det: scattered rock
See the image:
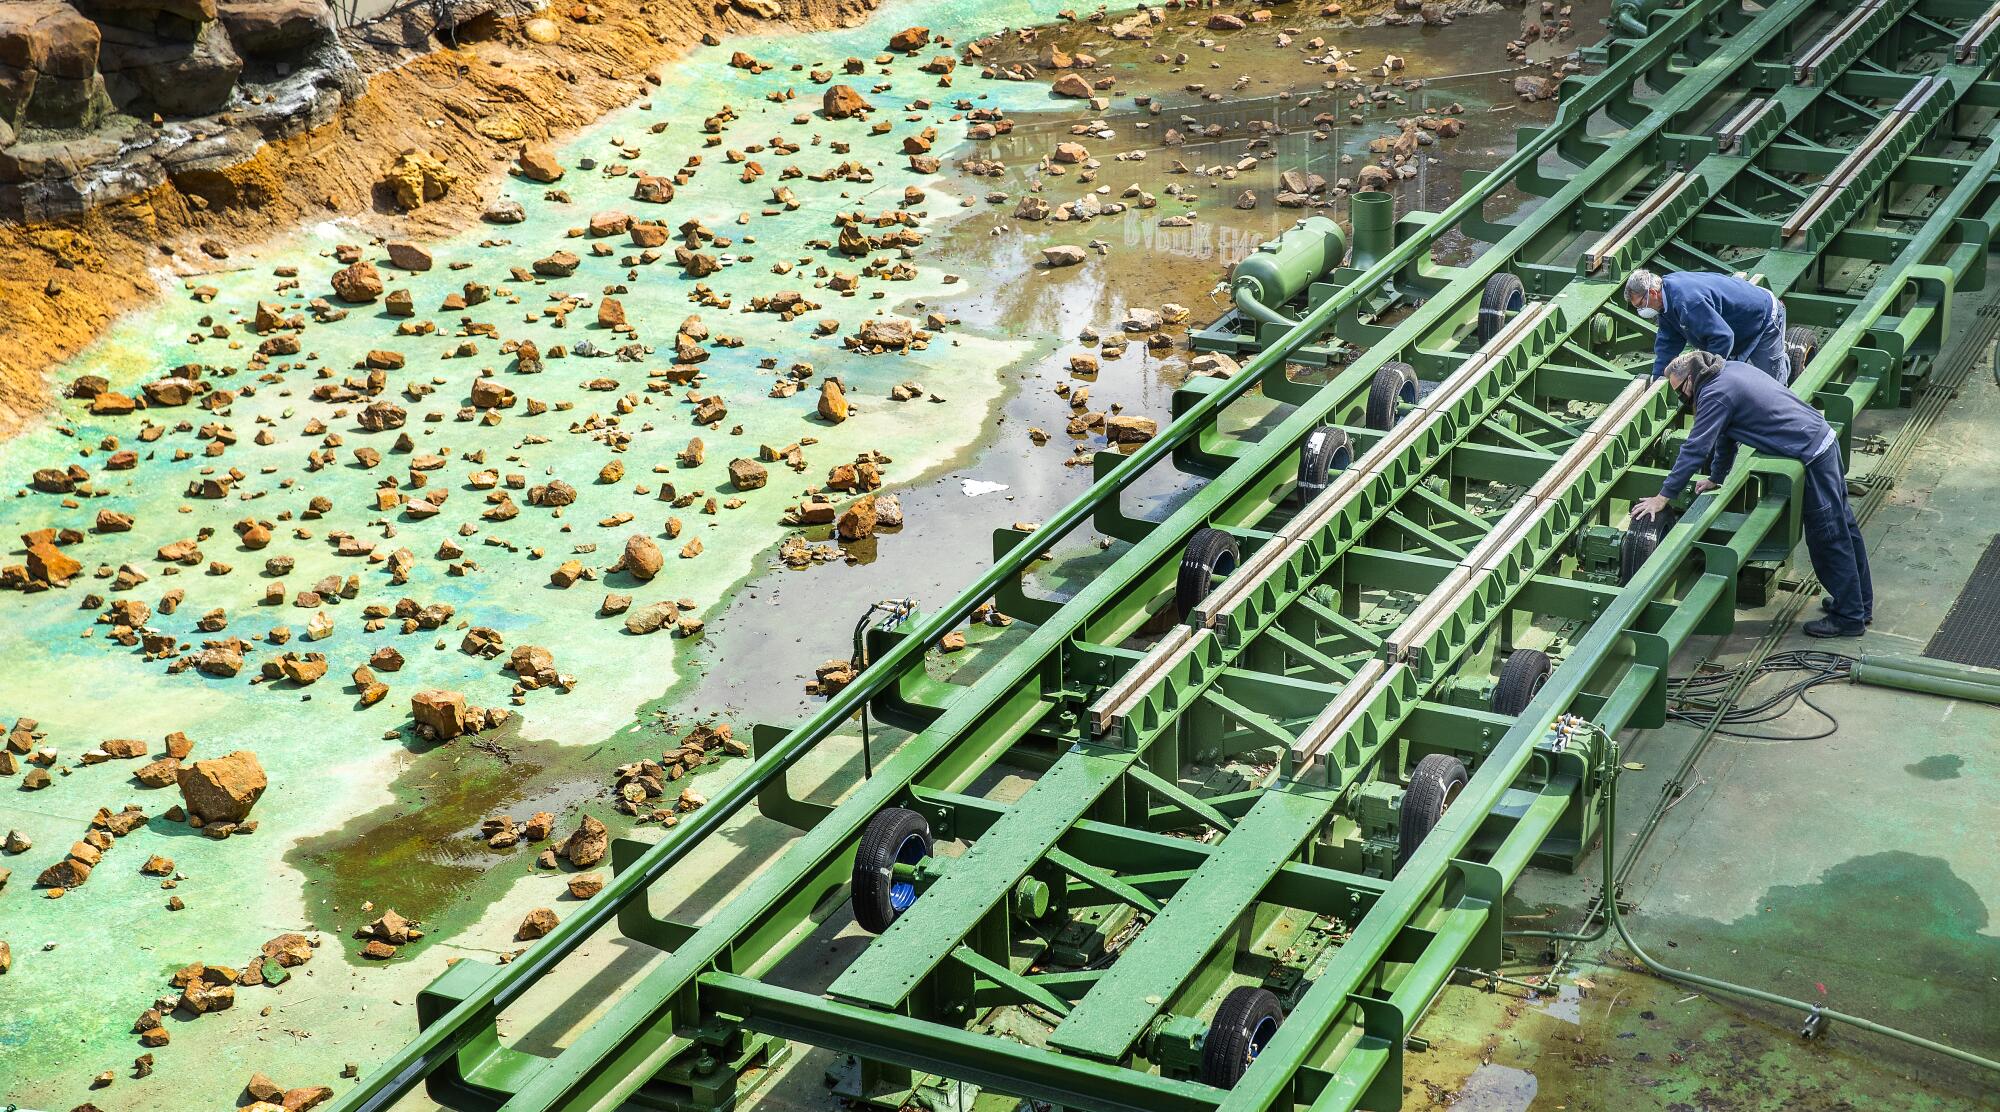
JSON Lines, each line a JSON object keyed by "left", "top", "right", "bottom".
{"left": 410, "top": 690, "right": 473, "bottom": 740}
{"left": 619, "top": 534, "right": 663, "bottom": 581}
{"left": 176, "top": 751, "right": 267, "bottom": 824}
{"left": 516, "top": 907, "right": 559, "bottom": 940}
{"left": 518, "top": 144, "right": 565, "bottom": 182}
{"left": 330, "top": 261, "right": 382, "bottom": 303}
{"left": 822, "top": 84, "right": 871, "bottom": 119}
{"left": 561, "top": 814, "right": 608, "bottom": 867}
{"left": 817, "top": 378, "right": 849, "bottom": 423}
{"left": 727, "top": 458, "right": 768, "bottom": 490}
{"left": 381, "top": 149, "right": 455, "bottom": 211}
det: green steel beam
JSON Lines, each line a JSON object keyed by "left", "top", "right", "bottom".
{"left": 700, "top": 973, "right": 1219, "bottom": 1112}
{"left": 1048, "top": 788, "right": 1339, "bottom": 1062}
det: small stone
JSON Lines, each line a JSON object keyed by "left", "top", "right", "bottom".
{"left": 516, "top": 907, "right": 559, "bottom": 940}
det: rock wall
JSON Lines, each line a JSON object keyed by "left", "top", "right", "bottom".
{"left": 0, "top": 0, "right": 880, "bottom": 434}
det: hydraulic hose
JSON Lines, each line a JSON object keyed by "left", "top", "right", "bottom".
{"left": 1232, "top": 278, "right": 1299, "bottom": 328}
{"left": 1508, "top": 744, "right": 2000, "bottom": 1075}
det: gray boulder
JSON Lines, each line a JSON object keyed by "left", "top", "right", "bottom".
{"left": 98, "top": 16, "right": 242, "bottom": 117}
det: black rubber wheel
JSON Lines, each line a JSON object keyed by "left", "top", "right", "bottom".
{"left": 1201, "top": 986, "right": 1285, "bottom": 1088}
{"left": 1396, "top": 754, "right": 1469, "bottom": 870}
{"left": 1478, "top": 272, "right": 1526, "bottom": 344}
{"left": 1176, "top": 527, "right": 1241, "bottom": 620}
{"left": 1785, "top": 325, "right": 1818, "bottom": 374}
{"left": 1618, "top": 508, "right": 1676, "bottom": 587}
{"left": 1492, "top": 648, "right": 1553, "bottom": 716}
{"left": 1296, "top": 425, "right": 1353, "bottom": 502}
{"left": 852, "top": 807, "right": 932, "bottom": 934}
{"left": 1364, "top": 362, "right": 1419, "bottom": 431}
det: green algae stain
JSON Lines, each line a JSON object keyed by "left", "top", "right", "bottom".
{"left": 1426, "top": 854, "right": 2000, "bottom": 1110}
{"left": 1646, "top": 852, "right": 1999, "bottom": 1056}
{"left": 1904, "top": 753, "right": 1964, "bottom": 780}
{"left": 286, "top": 727, "right": 572, "bottom": 931}
{"left": 1423, "top": 863, "right": 1999, "bottom": 1109}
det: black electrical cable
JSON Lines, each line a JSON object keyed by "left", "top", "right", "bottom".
{"left": 1662, "top": 650, "right": 1855, "bottom": 740}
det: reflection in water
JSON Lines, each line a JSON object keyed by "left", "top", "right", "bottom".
{"left": 1454, "top": 1063, "right": 1541, "bottom": 1111}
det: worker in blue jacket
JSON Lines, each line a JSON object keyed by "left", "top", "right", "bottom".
{"left": 1625, "top": 268, "right": 1792, "bottom": 384}
{"left": 1634, "top": 351, "right": 1872, "bottom": 637}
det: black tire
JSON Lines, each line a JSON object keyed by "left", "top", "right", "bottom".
{"left": 852, "top": 807, "right": 932, "bottom": 934}
{"left": 1296, "top": 425, "right": 1353, "bottom": 502}
{"left": 1492, "top": 648, "right": 1553, "bottom": 716}
{"left": 1478, "top": 272, "right": 1526, "bottom": 344}
{"left": 1201, "top": 986, "right": 1285, "bottom": 1088}
{"left": 1396, "top": 754, "right": 1469, "bottom": 870}
{"left": 1618, "top": 508, "right": 1675, "bottom": 586}
{"left": 1176, "top": 527, "right": 1241, "bottom": 620}
{"left": 1364, "top": 362, "right": 1419, "bottom": 431}
{"left": 1785, "top": 325, "right": 1818, "bottom": 375}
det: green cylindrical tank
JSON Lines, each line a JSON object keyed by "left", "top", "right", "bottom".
{"left": 1348, "top": 191, "right": 1395, "bottom": 273}
{"left": 1231, "top": 216, "right": 1346, "bottom": 327}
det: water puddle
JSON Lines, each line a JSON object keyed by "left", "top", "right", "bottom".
{"left": 1452, "top": 1063, "right": 1541, "bottom": 1111}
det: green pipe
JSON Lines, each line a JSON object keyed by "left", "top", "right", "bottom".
{"left": 1854, "top": 653, "right": 2000, "bottom": 686}
{"left": 1347, "top": 191, "right": 1395, "bottom": 274}
{"left": 1851, "top": 659, "right": 2000, "bottom": 705}
{"left": 1233, "top": 280, "right": 1299, "bottom": 328}
{"left": 1609, "top": 0, "right": 1667, "bottom": 35}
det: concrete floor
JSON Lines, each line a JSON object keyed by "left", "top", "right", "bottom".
{"left": 1403, "top": 282, "right": 2000, "bottom": 1109}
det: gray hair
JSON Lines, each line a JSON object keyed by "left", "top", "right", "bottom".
{"left": 1664, "top": 349, "right": 1722, "bottom": 381}
{"left": 1624, "top": 268, "right": 1662, "bottom": 301}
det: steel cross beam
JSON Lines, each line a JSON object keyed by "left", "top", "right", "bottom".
{"left": 330, "top": 0, "right": 2000, "bottom": 1109}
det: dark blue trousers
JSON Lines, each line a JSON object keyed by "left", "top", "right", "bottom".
{"left": 1744, "top": 293, "right": 1791, "bottom": 385}
{"left": 1801, "top": 446, "right": 1872, "bottom": 623}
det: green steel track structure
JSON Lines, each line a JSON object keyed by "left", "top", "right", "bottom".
{"left": 333, "top": 1, "right": 2000, "bottom": 1109}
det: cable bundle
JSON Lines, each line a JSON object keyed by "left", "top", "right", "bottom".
{"left": 1664, "top": 650, "right": 1857, "bottom": 740}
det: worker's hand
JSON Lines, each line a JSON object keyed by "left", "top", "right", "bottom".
{"left": 1633, "top": 494, "right": 1671, "bottom": 520}
{"left": 1694, "top": 479, "right": 1721, "bottom": 494}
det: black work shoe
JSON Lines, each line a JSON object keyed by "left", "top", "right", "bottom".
{"left": 1803, "top": 616, "right": 1866, "bottom": 639}
{"left": 1820, "top": 597, "right": 1873, "bottom": 624}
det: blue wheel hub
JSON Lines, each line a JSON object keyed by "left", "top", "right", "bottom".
{"left": 888, "top": 831, "right": 927, "bottom": 912}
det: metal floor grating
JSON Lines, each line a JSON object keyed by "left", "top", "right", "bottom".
{"left": 1922, "top": 534, "right": 2000, "bottom": 668}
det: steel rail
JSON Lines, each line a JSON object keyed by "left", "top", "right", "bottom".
{"left": 1046, "top": 375, "right": 1673, "bottom": 1063}
{"left": 1097, "top": 300, "right": 1561, "bottom": 737}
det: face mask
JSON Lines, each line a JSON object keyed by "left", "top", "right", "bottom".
{"left": 1637, "top": 306, "right": 1659, "bottom": 320}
